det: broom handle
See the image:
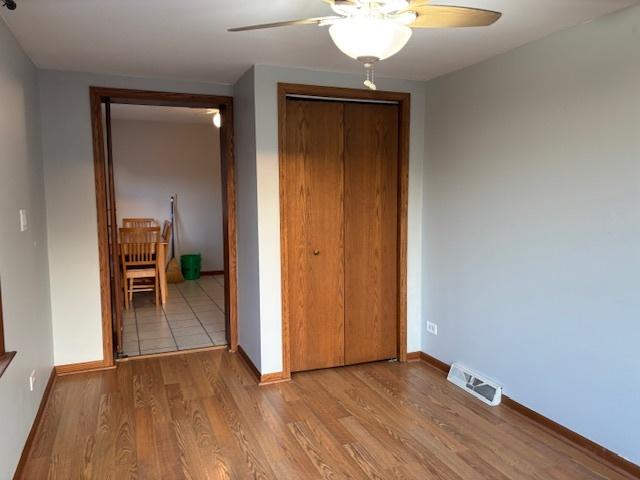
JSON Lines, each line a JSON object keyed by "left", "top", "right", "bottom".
{"left": 170, "top": 196, "right": 176, "bottom": 260}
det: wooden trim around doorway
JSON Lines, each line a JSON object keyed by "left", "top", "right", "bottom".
{"left": 89, "top": 87, "right": 238, "bottom": 370}
{"left": 277, "top": 83, "right": 410, "bottom": 379}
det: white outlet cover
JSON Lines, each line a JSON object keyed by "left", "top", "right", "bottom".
{"left": 427, "top": 321, "right": 438, "bottom": 335}
{"left": 29, "top": 370, "right": 36, "bottom": 391}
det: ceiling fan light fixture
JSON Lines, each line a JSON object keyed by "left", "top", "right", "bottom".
{"left": 378, "top": 0, "right": 410, "bottom": 14}
{"left": 328, "top": 17, "right": 412, "bottom": 62}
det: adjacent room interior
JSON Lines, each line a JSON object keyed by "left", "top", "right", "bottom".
{"left": 1, "top": 0, "right": 639, "bottom": 478}
{"left": 106, "top": 103, "right": 228, "bottom": 357}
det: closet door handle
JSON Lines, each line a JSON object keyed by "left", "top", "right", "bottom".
{"left": 313, "top": 249, "right": 320, "bottom": 256}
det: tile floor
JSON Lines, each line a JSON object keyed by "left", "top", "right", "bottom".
{"left": 121, "top": 274, "right": 226, "bottom": 357}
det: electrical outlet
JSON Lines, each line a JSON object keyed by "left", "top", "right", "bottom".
{"left": 427, "top": 321, "right": 438, "bottom": 336}
{"left": 29, "top": 370, "right": 36, "bottom": 392}
{"left": 19, "top": 209, "right": 28, "bottom": 232}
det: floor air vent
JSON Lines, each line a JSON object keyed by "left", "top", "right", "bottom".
{"left": 447, "top": 362, "right": 502, "bottom": 406}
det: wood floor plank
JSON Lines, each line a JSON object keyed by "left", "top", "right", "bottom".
{"left": 17, "top": 350, "right": 636, "bottom": 480}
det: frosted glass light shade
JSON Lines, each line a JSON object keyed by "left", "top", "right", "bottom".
{"left": 329, "top": 18, "right": 412, "bottom": 61}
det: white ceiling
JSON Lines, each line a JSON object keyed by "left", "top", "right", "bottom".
{"left": 2, "top": 0, "right": 637, "bottom": 84}
{"left": 110, "top": 104, "right": 216, "bottom": 125}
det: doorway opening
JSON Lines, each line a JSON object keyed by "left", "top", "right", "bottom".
{"left": 90, "top": 88, "right": 237, "bottom": 365}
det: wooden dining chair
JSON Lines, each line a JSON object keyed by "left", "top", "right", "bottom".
{"left": 123, "top": 217, "right": 156, "bottom": 228}
{"left": 119, "top": 227, "right": 161, "bottom": 309}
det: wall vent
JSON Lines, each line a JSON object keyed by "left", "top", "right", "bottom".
{"left": 447, "top": 362, "right": 502, "bottom": 406}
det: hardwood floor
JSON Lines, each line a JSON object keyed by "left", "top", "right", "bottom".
{"left": 19, "top": 349, "right": 633, "bottom": 479}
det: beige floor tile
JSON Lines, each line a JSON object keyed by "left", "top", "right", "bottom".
{"left": 204, "top": 324, "right": 225, "bottom": 335}
{"left": 197, "top": 310, "right": 224, "bottom": 322}
{"left": 163, "top": 305, "right": 192, "bottom": 314}
{"left": 191, "top": 304, "right": 221, "bottom": 313}
{"left": 165, "top": 312, "right": 196, "bottom": 321}
{"left": 168, "top": 318, "right": 201, "bottom": 329}
{"left": 172, "top": 325, "right": 207, "bottom": 337}
{"left": 140, "top": 337, "right": 176, "bottom": 350}
{"left": 175, "top": 334, "right": 213, "bottom": 350}
{"left": 140, "top": 346, "right": 177, "bottom": 355}
{"left": 185, "top": 298, "right": 215, "bottom": 307}
{"left": 136, "top": 315, "right": 166, "bottom": 325}
{"left": 138, "top": 324, "right": 173, "bottom": 339}
{"left": 210, "top": 333, "right": 227, "bottom": 344}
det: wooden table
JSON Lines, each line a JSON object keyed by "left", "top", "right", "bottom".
{"left": 157, "top": 240, "right": 168, "bottom": 305}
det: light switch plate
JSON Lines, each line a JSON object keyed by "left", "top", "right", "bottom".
{"left": 19, "top": 209, "right": 28, "bottom": 232}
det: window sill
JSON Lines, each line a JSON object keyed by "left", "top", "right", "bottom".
{"left": 0, "top": 351, "right": 16, "bottom": 379}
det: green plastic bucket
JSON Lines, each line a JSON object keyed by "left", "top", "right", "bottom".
{"left": 180, "top": 254, "right": 202, "bottom": 280}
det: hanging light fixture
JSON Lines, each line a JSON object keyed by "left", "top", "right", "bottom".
{"left": 328, "top": 16, "right": 412, "bottom": 90}
{"left": 229, "top": 1, "right": 502, "bottom": 91}
{"left": 325, "top": 1, "right": 415, "bottom": 90}
{"left": 207, "top": 109, "right": 222, "bottom": 128}
{"left": 328, "top": 17, "right": 412, "bottom": 63}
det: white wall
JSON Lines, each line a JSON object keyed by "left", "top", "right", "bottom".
{"left": 0, "top": 19, "right": 54, "bottom": 478}
{"left": 112, "top": 119, "right": 223, "bottom": 271}
{"left": 38, "top": 70, "right": 232, "bottom": 365}
{"left": 253, "top": 65, "right": 426, "bottom": 374}
{"left": 423, "top": 4, "right": 640, "bottom": 465}
{"left": 233, "top": 67, "right": 262, "bottom": 370}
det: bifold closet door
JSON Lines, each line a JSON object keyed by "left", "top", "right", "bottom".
{"left": 284, "top": 99, "right": 345, "bottom": 372}
{"left": 344, "top": 102, "right": 399, "bottom": 365}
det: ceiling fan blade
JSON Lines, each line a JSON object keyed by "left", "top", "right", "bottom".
{"left": 228, "top": 16, "right": 340, "bottom": 32}
{"left": 409, "top": 5, "right": 501, "bottom": 28}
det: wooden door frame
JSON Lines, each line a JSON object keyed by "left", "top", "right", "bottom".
{"left": 89, "top": 86, "right": 238, "bottom": 368}
{"left": 278, "top": 83, "right": 410, "bottom": 378}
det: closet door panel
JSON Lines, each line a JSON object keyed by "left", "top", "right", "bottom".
{"left": 284, "top": 99, "right": 345, "bottom": 372}
{"left": 344, "top": 103, "right": 399, "bottom": 365}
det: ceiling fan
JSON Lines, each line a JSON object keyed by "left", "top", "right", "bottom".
{"left": 229, "top": 0, "right": 501, "bottom": 90}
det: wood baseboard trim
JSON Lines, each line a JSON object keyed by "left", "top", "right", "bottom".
{"left": 406, "top": 351, "right": 421, "bottom": 361}
{"left": 259, "top": 371, "right": 291, "bottom": 386}
{"left": 237, "top": 345, "right": 291, "bottom": 386}
{"left": 501, "top": 396, "right": 640, "bottom": 478}
{"left": 408, "top": 351, "right": 640, "bottom": 478}
{"left": 13, "top": 367, "right": 57, "bottom": 479}
{"left": 418, "top": 351, "right": 450, "bottom": 374}
{"left": 54, "top": 359, "right": 115, "bottom": 376}
{"left": 237, "top": 345, "right": 261, "bottom": 381}
{"left": 200, "top": 270, "right": 225, "bottom": 276}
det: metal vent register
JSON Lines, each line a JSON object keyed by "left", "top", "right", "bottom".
{"left": 447, "top": 362, "right": 502, "bottom": 406}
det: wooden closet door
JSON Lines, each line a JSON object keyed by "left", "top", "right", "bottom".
{"left": 284, "top": 99, "right": 345, "bottom": 372}
{"left": 344, "top": 102, "right": 399, "bottom": 365}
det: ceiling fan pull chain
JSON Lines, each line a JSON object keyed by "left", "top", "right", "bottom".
{"left": 363, "top": 62, "right": 377, "bottom": 91}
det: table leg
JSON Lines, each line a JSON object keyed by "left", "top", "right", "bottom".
{"left": 158, "top": 242, "right": 168, "bottom": 305}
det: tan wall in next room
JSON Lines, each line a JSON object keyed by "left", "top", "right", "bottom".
{"left": 111, "top": 118, "right": 223, "bottom": 272}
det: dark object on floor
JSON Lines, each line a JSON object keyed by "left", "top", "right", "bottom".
{"left": 181, "top": 254, "right": 202, "bottom": 280}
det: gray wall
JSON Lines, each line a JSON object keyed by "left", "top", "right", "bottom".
{"left": 112, "top": 119, "right": 223, "bottom": 271}
{"left": 233, "top": 67, "right": 262, "bottom": 370}
{"left": 423, "top": 4, "right": 640, "bottom": 464}
{"left": 38, "top": 70, "right": 232, "bottom": 366}
{"left": 0, "top": 20, "right": 54, "bottom": 478}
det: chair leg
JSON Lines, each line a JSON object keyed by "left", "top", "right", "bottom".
{"left": 129, "top": 279, "right": 134, "bottom": 306}
{"left": 154, "top": 274, "right": 159, "bottom": 306}
{"left": 124, "top": 277, "right": 130, "bottom": 310}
